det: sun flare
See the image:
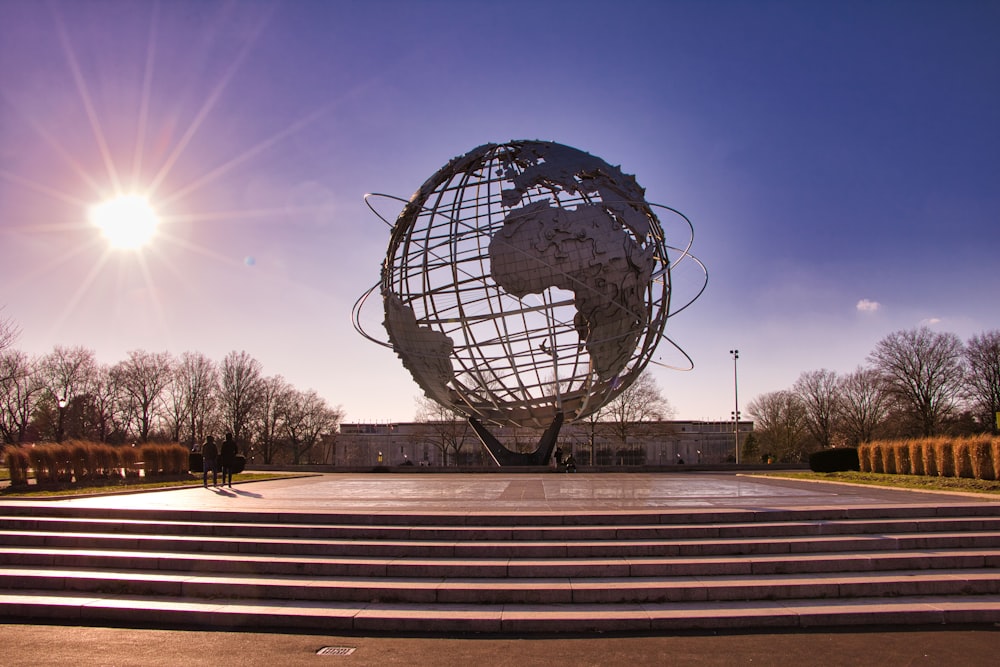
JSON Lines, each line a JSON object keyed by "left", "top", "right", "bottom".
{"left": 89, "top": 194, "right": 159, "bottom": 250}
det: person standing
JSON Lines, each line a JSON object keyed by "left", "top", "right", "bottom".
{"left": 202, "top": 435, "right": 219, "bottom": 487}
{"left": 220, "top": 432, "right": 238, "bottom": 488}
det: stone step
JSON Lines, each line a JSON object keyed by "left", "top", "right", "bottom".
{"left": 3, "top": 528, "right": 999, "bottom": 559}
{"left": 3, "top": 503, "right": 998, "bottom": 634}
{"left": 2, "top": 503, "right": 998, "bottom": 526}
{"left": 0, "top": 590, "right": 997, "bottom": 633}
{"left": 5, "top": 514, "right": 1000, "bottom": 540}
{"left": 1, "top": 546, "right": 996, "bottom": 579}
{"left": 1, "top": 566, "right": 998, "bottom": 604}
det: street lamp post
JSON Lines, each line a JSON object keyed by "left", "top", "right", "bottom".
{"left": 56, "top": 396, "right": 67, "bottom": 443}
{"left": 729, "top": 350, "right": 740, "bottom": 464}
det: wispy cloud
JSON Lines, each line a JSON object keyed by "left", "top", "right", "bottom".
{"left": 920, "top": 317, "right": 943, "bottom": 326}
{"left": 856, "top": 299, "right": 881, "bottom": 313}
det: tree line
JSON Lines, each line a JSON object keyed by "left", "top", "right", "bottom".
{"left": 0, "top": 312, "right": 343, "bottom": 464}
{"left": 746, "top": 327, "right": 1000, "bottom": 463}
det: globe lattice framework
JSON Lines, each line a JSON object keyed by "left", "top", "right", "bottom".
{"left": 354, "top": 140, "right": 705, "bottom": 465}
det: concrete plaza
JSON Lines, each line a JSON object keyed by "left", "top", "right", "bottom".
{"left": 22, "top": 470, "right": 1000, "bottom": 515}
{"left": 4, "top": 472, "right": 1000, "bottom": 665}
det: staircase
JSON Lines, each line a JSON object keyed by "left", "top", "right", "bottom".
{"left": 1, "top": 503, "right": 999, "bottom": 634}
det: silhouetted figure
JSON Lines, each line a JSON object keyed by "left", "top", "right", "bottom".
{"left": 564, "top": 453, "right": 576, "bottom": 473}
{"left": 220, "top": 432, "right": 238, "bottom": 488}
{"left": 202, "top": 435, "right": 219, "bottom": 487}
{"left": 554, "top": 446, "right": 564, "bottom": 465}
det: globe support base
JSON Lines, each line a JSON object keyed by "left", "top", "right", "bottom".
{"left": 470, "top": 412, "right": 564, "bottom": 467}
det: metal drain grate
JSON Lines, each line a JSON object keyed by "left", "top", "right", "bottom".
{"left": 316, "top": 646, "right": 357, "bottom": 656}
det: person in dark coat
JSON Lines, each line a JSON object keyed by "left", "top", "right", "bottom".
{"left": 220, "top": 432, "right": 238, "bottom": 488}
{"left": 202, "top": 435, "right": 219, "bottom": 487}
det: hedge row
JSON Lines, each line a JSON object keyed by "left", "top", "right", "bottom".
{"left": 809, "top": 447, "right": 860, "bottom": 473}
{"left": 858, "top": 436, "right": 1000, "bottom": 480}
{"left": 3, "top": 440, "right": 191, "bottom": 486}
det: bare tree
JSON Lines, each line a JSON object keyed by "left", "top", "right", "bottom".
{"left": 0, "top": 351, "right": 42, "bottom": 443}
{"left": 793, "top": 369, "right": 840, "bottom": 448}
{"left": 220, "top": 351, "right": 263, "bottom": 448}
{"left": 601, "top": 371, "right": 673, "bottom": 449}
{"left": 414, "top": 395, "right": 471, "bottom": 466}
{"left": 251, "top": 375, "right": 293, "bottom": 464}
{"left": 112, "top": 350, "right": 173, "bottom": 442}
{"left": 87, "top": 364, "right": 121, "bottom": 443}
{"left": 579, "top": 408, "right": 614, "bottom": 466}
{"left": 39, "top": 346, "right": 98, "bottom": 441}
{"left": 868, "top": 328, "right": 965, "bottom": 436}
{"left": 836, "top": 366, "right": 892, "bottom": 445}
{"left": 278, "top": 388, "right": 343, "bottom": 464}
{"left": 746, "top": 390, "right": 809, "bottom": 462}
{"left": 0, "top": 308, "right": 19, "bottom": 359}
{"left": 965, "top": 331, "right": 1000, "bottom": 433}
{"left": 161, "top": 372, "right": 189, "bottom": 443}
{"left": 175, "top": 352, "right": 219, "bottom": 447}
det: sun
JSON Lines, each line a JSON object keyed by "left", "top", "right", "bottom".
{"left": 89, "top": 194, "right": 160, "bottom": 250}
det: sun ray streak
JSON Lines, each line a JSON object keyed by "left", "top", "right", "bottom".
{"left": 158, "top": 233, "right": 247, "bottom": 266}
{"left": 51, "top": 6, "right": 121, "bottom": 194}
{"left": 0, "top": 93, "right": 106, "bottom": 196}
{"left": 136, "top": 252, "right": 170, "bottom": 340}
{"left": 147, "top": 7, "right": 275, "bottom": 199}
{"left": 130, "top": 1, "right": 160, "bottom": 192}
{"left": 0, "top": 170, "right": 90, "bottom": 208}
{"left": 45, "top": 247, "right": 114, "bottom": 338}
{"left": 159, "top": 103, "right": 336, "bottom": 208}
{"left": 164, "top": 204, "right": 336, "bottom": 225}
{"left": 4, "top": 236, "right": 102, "bottom": 297}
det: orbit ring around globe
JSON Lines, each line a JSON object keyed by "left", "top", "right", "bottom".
{"left": 352, "top": 140, "right": 707, "bottom": 450}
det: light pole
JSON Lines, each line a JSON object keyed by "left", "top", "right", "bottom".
{"left": 729, "top": 350, "right": 740, "bottom": 464}
{"left": 56, "top": 396, "right": 67, "bottom": 443}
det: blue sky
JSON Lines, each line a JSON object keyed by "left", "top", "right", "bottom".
{"left": 1, "top": 0, "right": 998, "bottom": 423}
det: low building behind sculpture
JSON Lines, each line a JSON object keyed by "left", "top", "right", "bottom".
{"left": 334, "top": 420, "right": 753, "bottom": 467}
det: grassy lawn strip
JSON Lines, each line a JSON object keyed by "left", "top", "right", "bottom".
{"left": 0, "top": 472, "right": 310, "bottom": 498}
{"left": 758, "top": 471, "right": 1000, "bottom": 495}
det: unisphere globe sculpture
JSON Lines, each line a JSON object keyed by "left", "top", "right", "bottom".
{"left": 354, "top": 140, "right": 705, "bottom": 465}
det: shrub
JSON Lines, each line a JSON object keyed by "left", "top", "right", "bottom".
{"left": 908, "top": 440, "right": 925, "bottom": 476}
{"left": 965, "top": 435, "right": 993, "bottom": 481}
{"left": 857, "top": 444, "right": 868, "bottom": 472}
{"left": 67, "top": 441, "right": 87, "bottom": 482}
{"left": 167, "top": 444, "right": 188, "bottom": 474}
{"left": 953, "top": 439, "right": 976, "bottom": 479}
{"left": 992, "top": 439, "right": 1000, "bottom": 483}
{"left": 809, "top": 448, "right": 860, "bottom": 472}
{"left": 137, "top": 443, "right": 189, "bottom": 476}
{"left": 858, "top": 443, "right": 876, "bottom": 473}
{"left": 922, "top": 441, "right": 937, "bottom": 477}
{"left": 53, "top": 443, "right": 74, "bottom": 483}
{"left": 878, "top": 442, "right": 896, "bottom": 474}
{"left": 118, "top": 445, "right": 139, "bottom": 477}
{"left": 90, "top": 444, "right": 113, "bottom": 478}
{"left": 4, "top": 446, "right": 30, "bottom": 486}
{"left": 869, "top": 443, "right": 884, "bottom": 473}
{"left": 933, "top": 439, "right": 955, "bottom": 478}
{"left": 140, "top": 445, "right": 161, "bottom": 476}
{"left": 893, "top": 443, "right": 911, "bottom": 475}
{"left": 28, "top": 446, "right": 52, "bottom": 484}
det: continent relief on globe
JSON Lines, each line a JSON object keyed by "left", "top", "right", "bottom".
{"left": 383, "top": 294, "right": 456, "bottom": 408}
{"left": 488, "top": 200, "right": 655, "bottom": 380}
